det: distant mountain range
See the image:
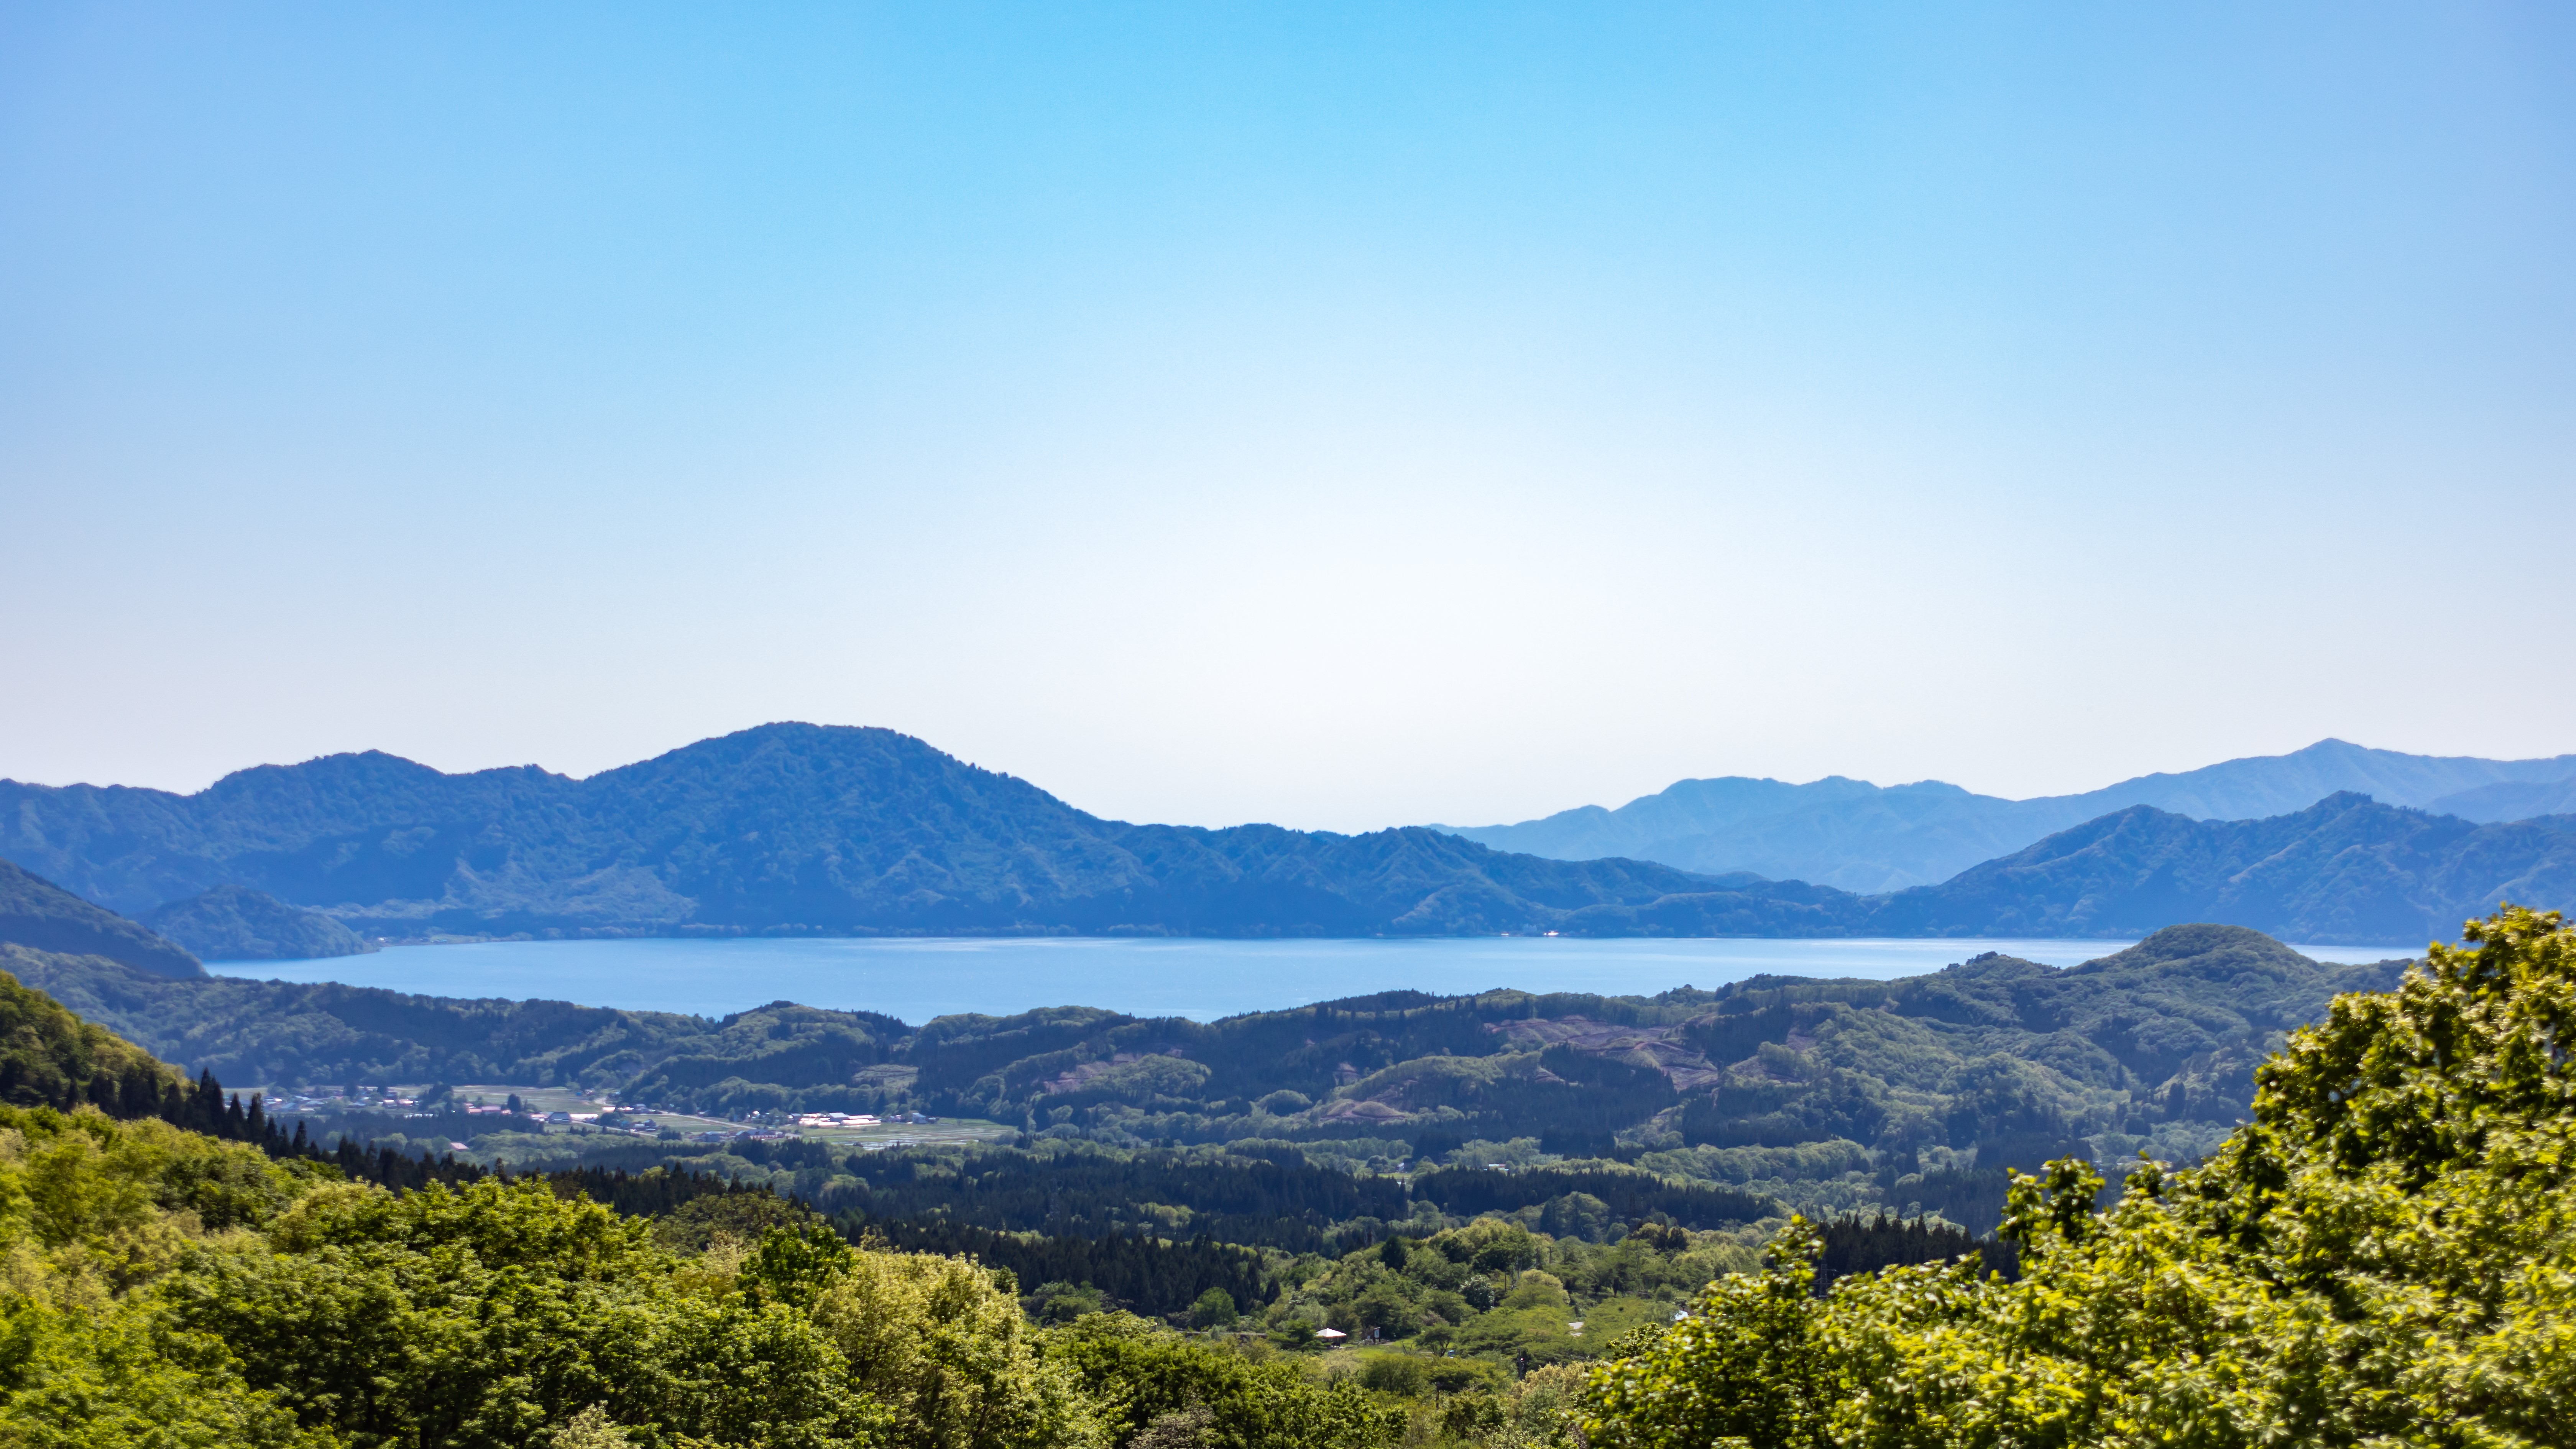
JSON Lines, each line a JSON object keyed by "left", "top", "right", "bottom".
{"left": 1432, "top": 738, "right": 2576, "bottom": 892}
{"left": 0, "top": 726, "right": 2569, "bottom": 949}
{"left": 0, "top": 725, "right": 1724, "bottom": 942}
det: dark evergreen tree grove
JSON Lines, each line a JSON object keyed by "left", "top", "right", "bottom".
{"left": 1410, "top": 1165, "right": 1771, "bottom": 1229}
{"left": 1815, "top": 1209, "right": 2013, "bottom": 1286}
{"left": 844, "top": 1215, "right": 1275, "bottom": 1320}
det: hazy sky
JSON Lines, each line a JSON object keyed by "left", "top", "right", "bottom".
{"left": 4, "top": 3, "right": 2571, "bottom": 832}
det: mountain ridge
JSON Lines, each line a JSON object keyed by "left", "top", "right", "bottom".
{"left": 1863, "top": 793, "right": 2576, "bottom": 942}
{"left": 3, "top": 726, "right": 2568, "bottom": 946}
{"left": 0, "top": 725, "right": 1724, "bottom": 940}
{"left": 1435, "top": 738, "right": 2576, "bottom": 891}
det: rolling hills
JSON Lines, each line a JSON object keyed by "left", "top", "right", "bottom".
{"left": 0, "top": 951, "right": 180, "bottom": 1114}
{"left": 2, "top": 923, "right": 2414, "bottom": 1231}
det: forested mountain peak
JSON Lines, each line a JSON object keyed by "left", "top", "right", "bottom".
{"left": 2072, "top": 921, "right": 2315, "bottom": 974}
{"left": 588, "top": 721, "right": 1089, "bottom": 821}
{"left": 2075, "top": 738, "right": 2576, "bottom": 820}
{"left": 188, "top": 749, "right": 580, "bottom": 853}
{"left": 199, "top": 745, "right": 565, "bottom": 802}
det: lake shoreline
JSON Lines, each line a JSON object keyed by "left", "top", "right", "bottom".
{"left": 205, "top": 931, "right": 2427, "bottom": 1025}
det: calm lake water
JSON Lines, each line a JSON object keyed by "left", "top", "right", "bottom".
{"left": 204, "top": 933, "right": 2423, "bottom": 1025}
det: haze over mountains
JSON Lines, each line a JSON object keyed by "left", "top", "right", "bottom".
{"left": 1434, "top": 738, "right": 2576, "bottom": 892}
{"left": 1, "top": 724, "right": 2570, "bottom": 950}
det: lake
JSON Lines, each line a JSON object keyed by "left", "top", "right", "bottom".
{"left": 203, "top": 933, "right": 2423, "bottom": 1024}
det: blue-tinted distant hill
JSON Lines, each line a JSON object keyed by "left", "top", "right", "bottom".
{"left": 141, "top": 884, "right": 377, "bottom": 962}
{"left": 1433, "top": 738, "right": 2576, "bottom": 891}
{"left": 1540, "top": 793, "right": 2572, "bottom": 946}
{"left": 2425, "top": 775, "right": 2576, "bottom": 822}
{"left": 3, "top": 727, "right": 2567, "bottom": 945}
{"left": 1859, "top": 793, "right": 2576, "bottom": 944}
{"left": 0, "top": 724, "right": 1737, "bottom": 940}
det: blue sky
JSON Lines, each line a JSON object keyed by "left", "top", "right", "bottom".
{"left": 3, "top": 3, "right": 2570, "bottom": 831}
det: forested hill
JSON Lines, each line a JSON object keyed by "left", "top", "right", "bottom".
{"left": 11, "top": 924, "right": 2412, "bottom": 1230}
{"left": 139, "top": 883, "right": 376, "bottom": 961}
{"left": 0, "top": 955, "right": 179, "bottom": 1113}
{"left": 0, "top": 857, "right": 202, "bottom": 978}
{"left": 1538, "top": 793, "right": 2571, "bottom": 945}
{"left": 5, "top": 723, "right": 2569, "bottom": 943}
{"left": 1436, "top": 738, "right": 2576, "bottom": 892}
{"left": 1864, "top": 791, "right": 2576, "bottom": 943}
{"left": 0, "top": 724, "right": 1722, "bottom": 938}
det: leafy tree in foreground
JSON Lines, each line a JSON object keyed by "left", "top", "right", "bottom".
{"left": 0, "top": 1090, "right": 1419, "bottom": 1447}
{"left": 1040, "top": 1313, "right": 1405, "bottom": 1449}
{"left": 1584, "top": 904, "right": 2576, "bottom": 1449}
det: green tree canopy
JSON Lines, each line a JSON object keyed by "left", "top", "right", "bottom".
{"left": 1584, "top": 904, "right": 2576, "bottom": 1449}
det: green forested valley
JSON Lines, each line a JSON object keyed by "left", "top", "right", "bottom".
{"left": 2, "top": 909, "right": 2572, "bottom": 1444}
{"left": 10, "top": 922, "right": 2410, "bottom": 1235}
{"left": 11, "top": 2, "right": 2565, "bottom": 1440}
